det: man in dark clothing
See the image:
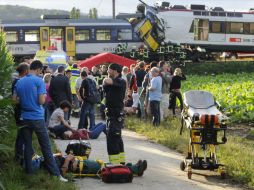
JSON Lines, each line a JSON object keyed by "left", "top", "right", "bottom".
{"left": 78, "top": 71, "right": 96, "bottom": 130}
{"left": 135, "top": 61, "right": 147, "bottom": 118}
{"left": 49, "top": 66, "right": 72, "bottom": 110}
{"left": 12, "top": 63, "right": 29, "bottom": 162}
{"left": 169, "top": 68, "right": 186, "bottom": 115}
{"left": 103, "top": 63, "right": 126, "bottom": 164}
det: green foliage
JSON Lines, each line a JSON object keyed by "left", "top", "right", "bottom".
{"left": 70, "top": 7, "right": 81, "bottom": 19}
{"left": 0, "top": 5, "right": 71, "bottom": 20}
{"left": 0, "top": 32, "right": 13, "bottom": 152}
{"left": 182, "top": 73, "right": 254, "bottom": 123}
{"left": 126, "top": 117, "right": 254, "bottom": 189}
{"left": 88, "top": 8, "right": 98, "bottom": 19}
{"left": 182, "top": 61, "right": 254, "bottom": 75}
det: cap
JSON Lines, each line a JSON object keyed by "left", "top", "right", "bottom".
{"left": 108, "top": 63, "right": 122, "bottom": 73}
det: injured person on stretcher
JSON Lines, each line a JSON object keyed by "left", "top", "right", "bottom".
{"left": 31, "top": 153, "right": 147, "bottom": 178}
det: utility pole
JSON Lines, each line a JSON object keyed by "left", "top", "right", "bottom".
{"left": 112, "top": 0, "right": 115, "bottom": 19}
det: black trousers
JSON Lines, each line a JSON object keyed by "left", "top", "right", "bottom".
{"left": 150, "top": 100, "right": 160, "bottom": 126}
{"left": 170, "top": 91, "right": 183, "bottom": 115}
{"left": 106, "top": 109, "right": 124, "bottom": 156}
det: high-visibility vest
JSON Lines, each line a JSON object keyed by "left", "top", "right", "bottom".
{"left": 70, "top": 68, "right": 80, "bottom": 94}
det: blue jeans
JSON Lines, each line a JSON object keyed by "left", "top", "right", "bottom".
{"left": 78, "top": 101, "right": 95, "bottom": 130}
{"left": 20, "top": 120, "right": 60, "bottom": 176}
{"left": 49, "top": 124, "right": 68, "bottom": 138}
{"left": 150, "top": 100, "right": 161, "bottom": 126}
{"left": 89, "top": 122, "right": 106, "bottom": 139}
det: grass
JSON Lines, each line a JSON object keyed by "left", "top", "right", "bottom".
{"left": 0, "top": 122, "right": 76, "bottom": 190}
{"left": 126, "top": 117, "right": 254, "bottom": 189}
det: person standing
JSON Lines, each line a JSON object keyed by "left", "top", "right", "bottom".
{"left": 148, "top": 67, "right": 162, "bottom": 126}
{"left": 69, "top": 64, "right": 80, "bottom": 117}
{"left": 49, "top": 65, "right": 72, "bottom": 119}
{"left": 169, "top": 68, "right": 186, "bottom": 116}
{"left": 135, "top": 61, "right": 147, "bottom": 118}
{"left": 12, "top": 63, "right": 29, "bottom": 163}
{"left": 103, "top": 63, "right": 126, "bottom": 164}
{"left": 160, "top": 61, "right": 172, "bottom": 121}
{"left": 78, "top": 71, "right": 96, "bottom": 130}
{"left": 13, "top": 60, "right": 67, "bottom": 181}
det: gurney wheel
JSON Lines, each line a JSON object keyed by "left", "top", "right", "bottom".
{"left": 180, "top": 161, "right": 185, "bottom": 171}
{"left": 187, "top": 171, "right": 192, "bottom": 179}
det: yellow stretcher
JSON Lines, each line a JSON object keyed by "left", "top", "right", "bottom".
{"left": 180, "top": 90, "right": 229, "bottom": 179}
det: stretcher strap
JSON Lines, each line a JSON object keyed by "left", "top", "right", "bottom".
{"left": 76, "top": 156, "right": 84, "bottom": 176}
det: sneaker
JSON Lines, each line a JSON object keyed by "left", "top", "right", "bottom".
{"left": 136, "top": 160, "right": 144, "bottom": 176}
{"left": 142, "top": 160, "right": 147, "bottom": 172}
{"left": 59, "top": 175, "right": 68, "bottom": 182}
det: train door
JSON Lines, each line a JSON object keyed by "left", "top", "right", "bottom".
{"left": 194, "top": 19, "right": 209, "bottom": 41}
{"left": 50, "top": 28, "right": 64, "bottom": 50}
{"left": 40, "top": 27, "right": 50, "bottom": 50}
{"left": 65, "top": 27, "right": 76, "bottom": 57}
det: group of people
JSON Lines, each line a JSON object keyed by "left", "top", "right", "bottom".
{"left": 122, "top": 60, "right": 186, "bottom": 126}
{"left": 12, "top": 58, "right": 148, "bottom": 182}
{"left": 11, "top": 56, "right": 185, "bottom": 182}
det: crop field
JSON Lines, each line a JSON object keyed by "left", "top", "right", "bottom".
{"left": 181, "top": 73, "right": 254, "bottom": 123}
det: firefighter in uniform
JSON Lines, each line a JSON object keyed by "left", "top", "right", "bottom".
{"left": 70, "top": 64, "right": 80, "bottom": 117}
{"left": 103, "top": 63, "right": 126, "bottom": 164}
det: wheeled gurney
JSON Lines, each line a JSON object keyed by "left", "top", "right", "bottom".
{"left": 180, "top": 90, "right": 228, "bottom": 179}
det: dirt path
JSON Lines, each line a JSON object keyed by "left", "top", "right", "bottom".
{"left": 55, "top": 118, "right": 243, "bottom": 190}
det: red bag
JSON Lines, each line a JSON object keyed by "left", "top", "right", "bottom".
{"left": 101, "top": 165, "right": 133, "bottom": 183}
{"left": 69, "top": 129, "right": 89, "bottom": 140}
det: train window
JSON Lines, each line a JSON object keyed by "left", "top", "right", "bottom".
{"left": 25, "top": 30, "right": 39, "bottom": 42}
{"left": 42, "top": 29, "right": 48, "bottom": 42}
{"left": 211, "top": 22, "right": 221, "bottom": 33}
{"left": 96, "top": 29, "right": 111, "bottom": 41}
{"left": 117, "top": 29, "right": 132, "bottom": 40}
{"left": 67, "top": 29, "right": 74, "bottom": 41}
{"left": 5, "top": 31, "right": 18, "bottom": 42}
{"left": 244, "top": 23, "right": 250, "bottom": 34}
{"left": 230, "top": 22, "right": 243, "bottom": 33}
{"left": 250, "top": 23, "right": 254, "bottom": 34}
{"left": 75, "top": 30, "right": 90, "bottom": 41}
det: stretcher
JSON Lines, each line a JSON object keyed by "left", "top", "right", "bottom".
{"left": 180, "top": 90, "right": 228, "bottom": 179}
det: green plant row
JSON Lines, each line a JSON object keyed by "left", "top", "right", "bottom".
{"left": 126, "top": 117, "right": 254, "bottom": 189}
{"left": 181, "top": 73, "right": 254, "bottom": 123}
{"left": 181, "top": 61, "right": 254, "bottom": 75}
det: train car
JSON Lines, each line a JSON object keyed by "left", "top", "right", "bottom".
{"left": 0, "top": 15, "right": 143, "bottom": 60}
{"left": 155, "top": 3, "right": 254, "bottom": 53}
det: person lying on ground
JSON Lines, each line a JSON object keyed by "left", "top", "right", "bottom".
{"left": 48, "top": 100, "right": 75, "bottom": 138}
{"left": 62, "top": 122, "right": 107, "bottom": 140}
{"left": 32, "top": 153, "right": 147, "bottom": 177}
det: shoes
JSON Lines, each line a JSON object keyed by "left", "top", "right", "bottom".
{"left": 142, "top": 160, "right": 147, "bottom": 172}
{"left": 136, "top": 160, "right": 144, "bottom": 176}
{"left": 59, "top": 175, "right": 68, "bottom": 182}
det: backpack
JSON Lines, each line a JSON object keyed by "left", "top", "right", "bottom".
{"left": 101, "top": 164, "right": 133, "bottom": 183}
{"left": 86, "top": 78, "right": 101, "bottom": 104}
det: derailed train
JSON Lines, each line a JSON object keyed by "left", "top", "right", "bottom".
{"left": 1, "top": 1, "right": 254, "bottom": 61}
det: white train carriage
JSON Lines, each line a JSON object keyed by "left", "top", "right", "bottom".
{"left": 156, "top": 4, "right": 254, "bottom": 52}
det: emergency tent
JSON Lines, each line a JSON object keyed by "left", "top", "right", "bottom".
{"left": 78, "top": 52, "right": 136, "bottom": 69}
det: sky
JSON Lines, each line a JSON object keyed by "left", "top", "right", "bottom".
{"left": 0, "top": 0, "right": 253, "bottom": 16}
